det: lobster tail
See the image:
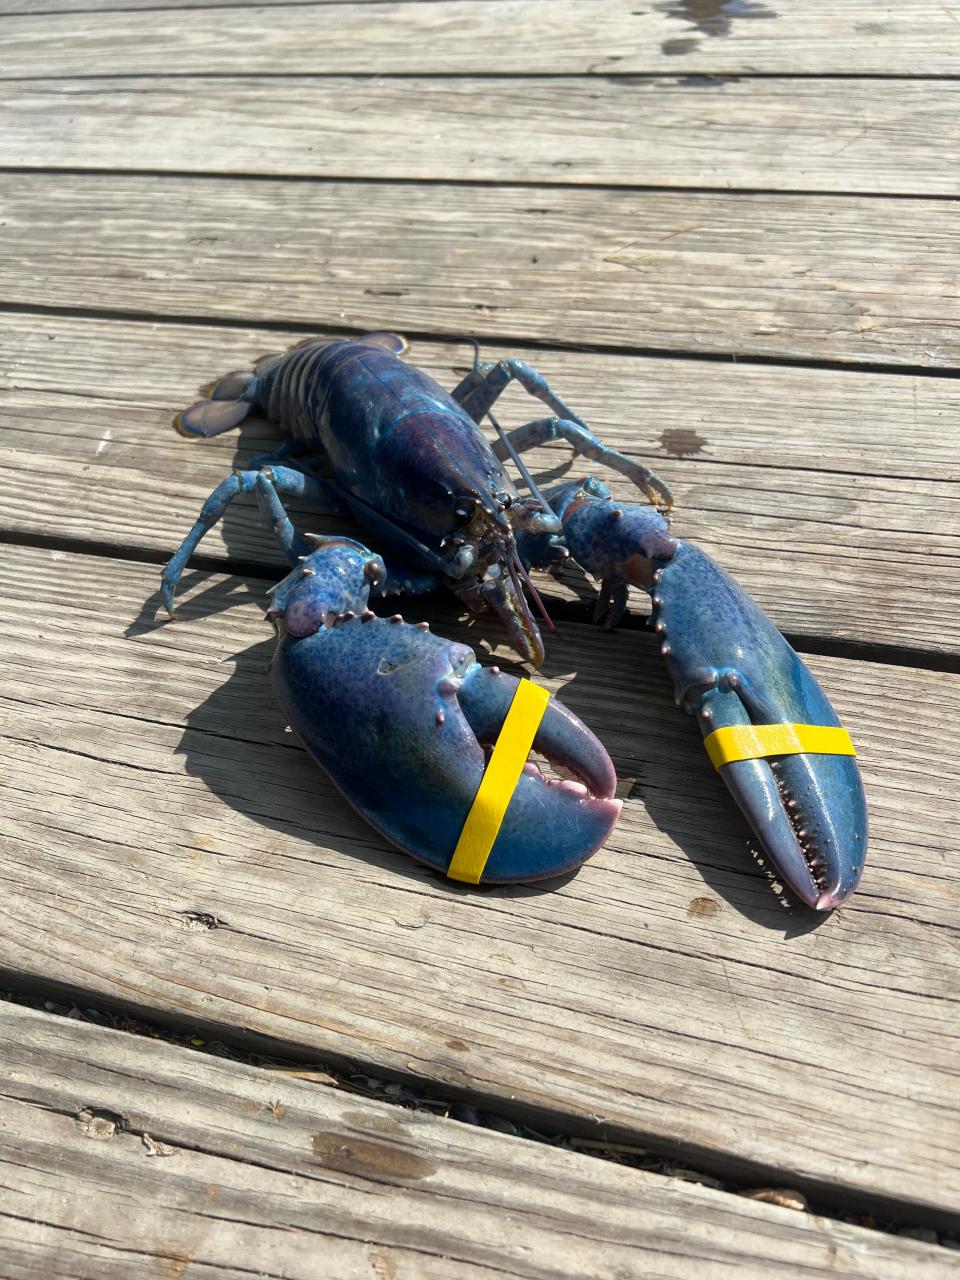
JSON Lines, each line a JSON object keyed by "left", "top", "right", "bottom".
{"left": 173, "top": 369, "right": 258, "bottom": 438}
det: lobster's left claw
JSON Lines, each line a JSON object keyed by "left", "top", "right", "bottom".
{"left": 270, "top": 607, "right": 620, "bottom": 882}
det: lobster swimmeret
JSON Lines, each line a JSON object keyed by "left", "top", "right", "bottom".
{"left": 161, "top": 332, "right": 867, "bottom": 908}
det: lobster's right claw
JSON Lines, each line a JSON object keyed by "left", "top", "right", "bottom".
{"left": 269, "top": 562, "right": 620, "bottom": 881}
{"left": 538, "top": 480, "right": 868, "bottom": 910}
{"left": 655, "top": 542, "right": 869, "bottom": 910}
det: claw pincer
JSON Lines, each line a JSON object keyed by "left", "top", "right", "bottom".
{"left": 267, "top": 539, "right": 620, "bottom": 882}
{"left": 528, "top": 480, "right": 868, "bottom": 909}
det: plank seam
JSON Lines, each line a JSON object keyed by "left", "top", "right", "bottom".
{"left": 6, "top": 68, "right": 960, "bottom": 83}
{"left": 3, "top": 301, "right": 960, "bottom": 382}
{"left": 2, "top": 986, "right": 957, "bottom": 1241}
{"left": 1, "top": 527, "right": 956, "bottom": 672}
{"left": 2, "top": 161, "right": 960, "bottom": 203}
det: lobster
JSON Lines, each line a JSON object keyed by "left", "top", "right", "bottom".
{"left": 161, "top": 332, "right": 867, "bottom": 908}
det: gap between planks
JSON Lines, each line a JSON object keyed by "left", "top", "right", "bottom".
{"left": 1, "top": 543, "right": 958, "bottom": 1227}
{"left": 2, "top": 1000, "right": 954, "bottom": 1279}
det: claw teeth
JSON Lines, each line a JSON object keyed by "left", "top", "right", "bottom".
{"left": 390, "top": 614, "right": 403, "bottom": 623}
{"left": 362, "top": 610, "right": 375, "bottom": 621}
{"left": 438, "top": 677, "right": 461, "bottom": 697}
{"left": 436, "top": 710, "right": 445, "bottom": 725}
{"left": 416, "top": 620, "right": 430, "bottom": 631}
{"left": 661, "top": 642, "right": 671, "bottom": 655}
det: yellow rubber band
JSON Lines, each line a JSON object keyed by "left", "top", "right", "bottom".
{"left": 704, "top": 723, "right": 856, "bottom": 770}
{"left": 447, "top": 678, "right": 550, "bottom": 884}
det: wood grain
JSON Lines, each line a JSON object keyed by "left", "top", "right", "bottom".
{"left": 2, "top": 312, "right": 957, "bottom": 654}
{"left": 3, "top": 1, "right": 960, "bottom": 75}
{"left": 4, "top": 173, "right": 960, "bottom": 371}
{"left": 1, "top": 543, "right": 958, "bottom": 1220}
{"left": 4, "top": 1003, "right": 952, "bottom": 1280}
{"left": 5, "top": 76, "right": 960, "bottom": 196}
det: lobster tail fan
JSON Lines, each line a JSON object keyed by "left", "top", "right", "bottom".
{"left": 357, "top": 331, "right": 409, "bottom": 356}
{"left": 173, "top": 397, "right": 253, "bottom": 438}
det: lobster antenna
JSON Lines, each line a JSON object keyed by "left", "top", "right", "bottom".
{"left": 469, "top": 335, "right": 556, "bottom": 523}
{"left": 487, "top": 408, "right": 556, "bottom": 523}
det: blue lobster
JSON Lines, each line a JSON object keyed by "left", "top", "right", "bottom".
{"left": 161, "top": 332, "right": 867, "bottom": 908}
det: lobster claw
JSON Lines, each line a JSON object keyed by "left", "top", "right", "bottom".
{"left": 653, "top": 543, "right": 868, "bottom": 910}
{"left": 268, "top": 543, "right": 620, "bottom": 882}
{"left": 534, "top": 480, "right": 868, "bottom": 910}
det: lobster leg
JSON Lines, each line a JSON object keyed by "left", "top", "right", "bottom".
{"left": 451, "top": 360, "right": 672, "bottom": 510}
{"left": 492, "top": 417, "right": 672, "bottom": 511}
{"left": 160, "top": 464, "right": 336, "bottom": 612}
{"left": 529, "top": 478, "right": 867, "bottom": 910}
{"left": 451, "top": 357, "right": 587, "bottom": 428}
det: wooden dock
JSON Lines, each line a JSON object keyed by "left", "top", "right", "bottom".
{"left": 1, "top": 2, "right": 958, "bottom": 1274}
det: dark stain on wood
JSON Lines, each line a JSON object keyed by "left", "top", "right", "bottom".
{"left": 660, "top": 427, "right": 706, "bottom": 457}
{"left": 311, "top": 1132, "right": 438, "bottom": 1182}
{"left": 659, "top": 0, "right": 777, "bottom": 42}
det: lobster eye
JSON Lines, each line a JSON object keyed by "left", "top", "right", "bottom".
{"left": 453, "top": 496, "right": 478, "bottom": 524}
{"left": 496, "top": 490, "right": 513, "bottom": 510}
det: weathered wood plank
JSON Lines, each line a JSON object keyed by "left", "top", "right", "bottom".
{"left": 4, "top": 173, "right": 960, "bottom": 371}
{"left": 4, "top": 1004, "right": 951, "bottom": 1280}
{"left": 5, "top": 76, "right": 960, "bottom": 196}
{"left": 2, "top": 544, "right": 958, "bottom": 1219}
{"left": 3, "top": 0, "right": 372, "bottom": 7}
{"left": 2, "top": 313, "right": 957, "bottom": 654}
{"left": 3, "top": 1, "right": 960, "bottom": 75}
{"left": 7, "top": 313, "right": 957, "bottom": 481}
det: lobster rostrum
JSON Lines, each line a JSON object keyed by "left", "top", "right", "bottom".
{"left": 161, "top": 332, "right": 867, "bottom": 907}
